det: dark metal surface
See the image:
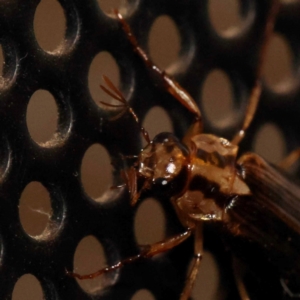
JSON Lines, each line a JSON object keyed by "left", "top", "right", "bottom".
{"left": 0, "top": 0, "right": 300, "bottom": 299}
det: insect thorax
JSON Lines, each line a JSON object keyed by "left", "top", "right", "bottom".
{"left": 175, "top": 134, "right": 251, "bottom": 223}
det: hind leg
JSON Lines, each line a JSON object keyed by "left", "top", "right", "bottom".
{"left": 180, "top": 223, "right": 203, "bottom": 300}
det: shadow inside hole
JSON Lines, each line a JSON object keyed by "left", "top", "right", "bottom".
{"left": 12, "top": 274, "right": 44, "bottom": 300}
{"left": 73, "top": 235, "right": 115, "bottom": 294}
{"left": 253, "top": 123, "right": 286, "bottom": 164}
{"left": 134, "top": 198, "right": 166, "bottom": 245}
{"left": 34, "top": 0, "right": 66, "bottom": 52}
{"left": 26, "top": 89, "right": 58, "bottom": 145}
{"left": 19, "top": 181, "right": 53, "bottom": 238}
{"left": 262, "top": 33, "right": 295, "bottom": 93}
{"left": 81, "top": 143, "right": 113, "bottom": 200}
{"left": 149, "top": 15, "right": 181, "bottom": 71}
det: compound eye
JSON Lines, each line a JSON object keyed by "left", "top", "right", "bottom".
{"left": 152, "top": 132, "right": 179, "bottom": 145}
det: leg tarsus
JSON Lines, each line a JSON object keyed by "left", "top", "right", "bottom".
{"left": 100, "top": 75, "right": 151, "bottom": 144}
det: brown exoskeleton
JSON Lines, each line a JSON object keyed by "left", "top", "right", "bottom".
{"left": 67, "top": 2, "right": 300, "bottom": 299}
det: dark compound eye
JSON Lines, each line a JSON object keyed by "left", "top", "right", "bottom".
{"left": 152, "top": 132, "right": 180, "bottom": 145}
{"left": 152, "top": 132, "right": 189, "bottom": 157}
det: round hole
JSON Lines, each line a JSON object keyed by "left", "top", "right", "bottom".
{"left": 191, "top": 251, "right": 223, "bottom": 300}
{"left": 12, "top": 274, "right": 44, "bottom": 300}
{"left": 149, "top": 15, "right": 181, "bottom": 70}
{"left": 201, "top": 69, "right": 235, "bottom": 128}
{"left": 73, "top": 235, "right": 113, "bottom": 294}
{"left": 81, "top": 143, "right": 113, "bottom": 200}
{"left": 262, "top": 33, "right": 294, "bottom": 92}
{"left": 142, "top": 106, "right": 173, "bottom": 147}
{"left": 134, "top": 198, "right": 166, "bottom": 245}
{"left": 208, "top": 0, "right": 246, "bottom": 37}
{"left": 88, "top": 51, "right": 121, "bottom": 109}
{"left": 253, "top": 123, "right": 286, "bottom": 164}
{"left": 19, "top": 181, "right": 52, "bottom": 238}
{"left": 132, "top": 289, "right": 156, "bottom": 300}
{"left": 26, "top": 89, "right": 58, "bottom": 145}
{"left": 34, "top": 0, "right": 66, "bottom": 52}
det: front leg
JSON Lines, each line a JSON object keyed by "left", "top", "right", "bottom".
{"left": 115, "top": 10, "right": 203, "bottom": 134}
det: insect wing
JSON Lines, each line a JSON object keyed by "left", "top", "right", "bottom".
{"left": 224, "top": 153, "right": 300, "bottom": 296}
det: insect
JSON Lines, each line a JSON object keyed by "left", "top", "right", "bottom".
{"left": 68, "top": 2, "right": 300, "bottom": 299}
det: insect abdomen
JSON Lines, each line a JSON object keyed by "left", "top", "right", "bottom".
{"left": 224, "top": 153, "right": 300, "bottom": 295}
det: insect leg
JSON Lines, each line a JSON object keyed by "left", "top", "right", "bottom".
{"left": 100, "top": 75, "right": 151, "bottom": 144}
{"left": 180, "top": 223, "right": 203, "bottom": 300}
{"left": 121, "top": 166, "right": 142, "bottom": 206}
{"left": 67, "top": 229, "right": 192, "bottom": 280}
{"left": 231, "top": 1, "right": 280, "bottom": 145}
{"left": 114, "top": 10, "right": 203, "bottom": 133}
{"left": 232, "top": 257, "right": 251, "bottom": 300}
{"left": 280, "top": 279, "right": 300, "bottom": 298}
{"left": 277, "top": 148, "right": 300, "bottom": 171}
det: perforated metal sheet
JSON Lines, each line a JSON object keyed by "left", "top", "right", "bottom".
{"left": 0, "top": 0, "right": 300, "bottom": 299}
